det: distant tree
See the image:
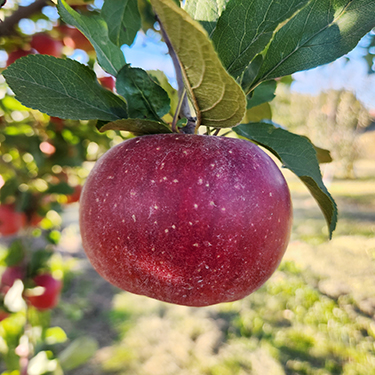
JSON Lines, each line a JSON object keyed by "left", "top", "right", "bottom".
{"left": 272, "top": 87, "right": 371, "bottom": 178}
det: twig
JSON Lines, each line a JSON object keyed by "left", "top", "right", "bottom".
{"left": 0, "top": 0, "right": 52, "bottom": 37}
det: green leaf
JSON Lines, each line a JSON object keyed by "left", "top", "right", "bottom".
{"left": 183, "top": 0, "right": 229, "bottom": 36}
{"left": 255, "top": 0, "right": 375, "bottom": 85}
{"left": 116, "top": 65, "right": 170, "bottom": 121}
{"left": 212, "top": 0, "right": 311, "bottom": 79}
{"left": 148, "top": 70, "right": 179, "bottom": 116}
{"left": 240, "top": 54, "right": 264, "bottom": 95}
{"left": 97, "top": 118, "right": 172, "bottom": 135}
{"left": 233, "top": 122, "right": 337, "bottom": 238}
{"left": 57, "top": 0, "right": 126, "bottom": 76}
{"left": 247, "top": 80, "right": 277, "bottom": 110}
{"left": 101, "top": 0, "right": 141, "bottom": 46}
{"left": 47, "top": 182, "right": 74, "bottom": 195}
{"left": 150, "top": 0, "right": 246, "bottom": 129}
{"left": 3, "top": 55, "right": 128, "bottom": 121}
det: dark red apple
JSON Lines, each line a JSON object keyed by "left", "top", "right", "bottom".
{"left": 6, "top": 49, "right": 34, "bottom": 66}
{"left": 30, "top": 33, "right": 63, "bottom": 57}
{"left": 0, "top": 309, "right": 10, "bottom": 321}
{"left": 26, "top": 274, "right": 62, "bottom": 310}
{"left": 98, "top": 76, "right": 115, "bottom": 91}
{"left": 79, "top": 134, "right": 292, "bottom": 306}
{"left": 0, "top": 204, "right": 27, "bottom": 236}
{"left": 1, "top": 266, "right": 24, "bottom": 294}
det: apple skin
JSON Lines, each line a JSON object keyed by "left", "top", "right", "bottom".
{"left": 79, "top": 134, "right": 292, "bottom": 306}
{"left": 27, "top": 274, "right": 62, "bottom": 310}
{"left": 0, "top": 204, "right": 27, "bottom": 236}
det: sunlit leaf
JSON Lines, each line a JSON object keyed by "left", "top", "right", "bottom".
{"left": 150, "top": 0, "right": 246, "bottom": 129}
{"left": 212, "top": 0, "right": 311, "bottom": 79}
{"left": 3, "top": 55, "right": 128, "bottom": 121}
{"left": 183, "top": 0, "right": 229, "bottom": 36}
{"left": 254, "top": 0, "right": 375, "bottom": 86}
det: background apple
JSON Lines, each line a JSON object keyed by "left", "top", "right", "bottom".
{"left": 6, "top": 48, "right": 34, "bottom": 66}
{"left": 0, "top": 204, "right": 26, "bottom": 236}
{"left": 1, "top": 266, "right": 24, "bottom": 294}
{"left": 26, "top": 273, "right": 62, "bottom": 310}
{"left": 30, "top": 33, "right": 63, "bottom": 57}
{"left": 79, "top": 134, "right": 292, "bottom": 306}
{"left": 98, "top": 76, "right": 115, "bottom": 91}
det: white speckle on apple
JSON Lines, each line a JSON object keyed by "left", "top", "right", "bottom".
{"left": 132, "top": 215, "right": 136, "bottom": 222}
{"left": 194, "top": 204, "right": 198, "bottom": 209}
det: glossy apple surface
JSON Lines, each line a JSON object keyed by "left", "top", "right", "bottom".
{"left": 0, "top": 204, "right": 26, "bottom": 236}
{"left": 27, "top": 274, "right": 62, "bottom": 310}
{"left": 79, "top": 134, "right": 292, "bottom": 306}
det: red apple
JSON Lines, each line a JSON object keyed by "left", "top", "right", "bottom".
{"left": 6, "top": 49, "right": 34, "bottom": 66}
{"left": 30, "top": 33, "right": 63, "bottom": 57}
{"left": 1, "top": 266, "right": 24, "bottom": 294}
{"left": 0, "top": 204, "right": 27, "bottom": 236}
{"left": 26, "top": 274, "right": 62, "bottom": 310}
{"left": 99, "top": 76, "right": 115, "bottom": 91}
{"left": 66, "top": 185, "right": 82, "bottom": 204}
{"left": 59, "top": 25, "right": 94, "bottom": 52}
{"left": 0, "top": 309, "right": 10, "bottom": 321}
{"left": 79, "top": 134, "right": 292, "bottom": 306}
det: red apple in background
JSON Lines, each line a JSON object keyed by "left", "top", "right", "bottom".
{"left": 0, "top": 204, "right": 27, "bottom": 236}
{"left": 26, "top": 274, "right": 62, "bottom": 310}
{"left": 99, "top": 76, "right": 115, "bottom": 91}
{"left": 30, "top": 33, "right": 63, "bottom": 57}
{"left": 1, "top": 266, "right": 24, "bottom": 294}
{"left": 79, "top": 134, "right": 292, "bottom": 307}
{"left": 66, "top": 185, "right": 82, "bottom": 204}
{"left": 0, "top": 310, "right": 10, "bottom": 321}
{"left": 6, "top": 49, "right": 34, "bottom": 66}
{"left": 59, "top": 25, "right": 94, "bottom": 52}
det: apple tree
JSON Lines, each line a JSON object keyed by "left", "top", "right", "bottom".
{"left": 1, "top": 0, "right": 375, "bottom": 372}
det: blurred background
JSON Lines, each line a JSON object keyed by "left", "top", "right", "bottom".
{"left": 0, "top": 1, "right": 375, "bottom": 374}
